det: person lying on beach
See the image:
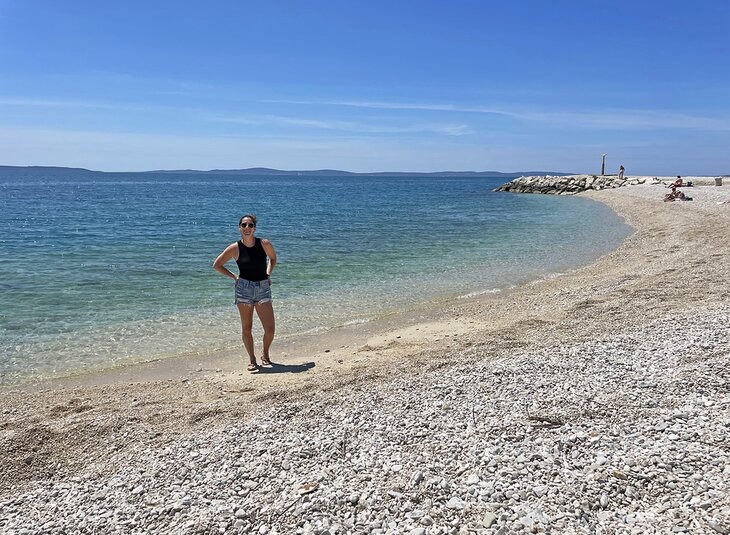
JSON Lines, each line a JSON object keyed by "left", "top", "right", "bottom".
{"left": 213, "top": 214, "right": 277, "bottom": 372}
{"left": 664, "top": 188, "right": 692, "bottom": 202}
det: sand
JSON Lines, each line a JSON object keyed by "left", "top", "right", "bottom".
{"left": 1, "top": 177, "right": 728, "bottom": 515}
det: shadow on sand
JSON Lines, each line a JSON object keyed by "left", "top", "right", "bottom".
{"left": 253, "top": 361, "right": 315, "bottom": 374}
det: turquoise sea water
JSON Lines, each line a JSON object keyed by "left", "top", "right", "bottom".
{"left": 0, "top": 170, "right": 631, "bottom": 385}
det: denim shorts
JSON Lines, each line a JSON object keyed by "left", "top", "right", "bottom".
{"left": 234, "top": 278, "right": 272, "bottom": 305}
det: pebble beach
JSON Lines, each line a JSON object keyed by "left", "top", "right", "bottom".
{"left": 1, "top": 178, "right": 729, "bottom": 534}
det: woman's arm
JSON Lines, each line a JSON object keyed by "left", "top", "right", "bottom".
{"left": 213, "top": 242, "right": 239, "bottom": 280}
{"left": 261, "top": 239, "right": 277, "bottom": 277}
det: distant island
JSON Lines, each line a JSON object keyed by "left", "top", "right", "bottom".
{"left": 0, "top": 165, "right": 571, "bottom": 178}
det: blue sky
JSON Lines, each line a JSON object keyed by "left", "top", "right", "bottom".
{"left": 1, "top": 1, "right": 728, "bottom": 174}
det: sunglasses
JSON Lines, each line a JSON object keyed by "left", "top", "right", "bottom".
{"left": 239, "top": 223, "right": 256, "bottom": 228}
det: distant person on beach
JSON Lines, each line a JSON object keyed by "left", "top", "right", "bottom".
{"left": 618, "top": 165, "right": 625, "bottom": 180}
{"left": 664, "top": 187, "right": 692, "bottom": 202}
{"left": 668, "top": 176, "right": 683, "bottom": 188}
{"left": 213, "top": 214, "right": 277, "bottom": 372}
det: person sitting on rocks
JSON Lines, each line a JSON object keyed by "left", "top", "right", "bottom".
{"left": 667, "top": 176, "right": 683, "bottom": 188}
{"left": 666, "top": 176, "right": 693, "bottom": 188}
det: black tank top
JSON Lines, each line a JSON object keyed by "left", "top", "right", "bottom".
{"left": 236, "top": 238, "right": 268, "bottom": 281}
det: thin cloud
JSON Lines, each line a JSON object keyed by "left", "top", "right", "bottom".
{"left": 0, "top": 96, "right": 118, "bottom": 109}
{"left": 6, "top": 94, "right": 726, "bottom": 133}
{"left": 0, "top": 96, "right": 472, "bottom": 136}
{"left": 263, "top": 98, "right": 730, "bottom": 131}
{"left": 0, "top": 96, "right": 155, "bottom": 113}
{"left": 207, "top": 114, "right": 472, "bottom": 136}
{"left": 264, "top": 98, "right": 510, "bottom": 116}
{"left": 517, "top": 109, "right": 730, "bottom": 131}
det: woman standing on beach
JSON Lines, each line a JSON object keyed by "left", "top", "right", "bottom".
{"left": 213, "top": 214, "right": 277, "bottom": 372}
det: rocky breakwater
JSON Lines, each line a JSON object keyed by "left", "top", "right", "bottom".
{"left": 495, "top": 175, "right": 644, "bottom": 195}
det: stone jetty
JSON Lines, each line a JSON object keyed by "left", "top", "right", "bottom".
{"left": 494, "top": 174, "right": 646, "bottom": 195}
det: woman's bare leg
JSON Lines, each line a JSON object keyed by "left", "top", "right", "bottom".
{"left": 236, "top": 304, "right": 257, "bottom": 366}
{"left": 255, "top": 301, "right": 275, "bottom": 363}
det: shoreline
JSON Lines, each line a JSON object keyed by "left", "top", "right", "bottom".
{"left": 2, "top": 193, "right": 626, "bottom": 392}
{"left": 2, "top": 178, "right": 729, "bottom": 533}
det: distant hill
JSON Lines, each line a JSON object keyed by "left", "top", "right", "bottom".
{"left": 0, "top": 165, "right": 572, "bottom": 178}
{"left": 0, "top": 165, "right": 97, "bottom": 174}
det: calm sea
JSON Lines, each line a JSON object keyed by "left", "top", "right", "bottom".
{"left": 0, "top": 170, "right": 631, "bottom": 385}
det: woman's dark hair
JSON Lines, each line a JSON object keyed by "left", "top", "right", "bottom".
{"left": 239, "top": 214, "right": 257, "bottom": 226}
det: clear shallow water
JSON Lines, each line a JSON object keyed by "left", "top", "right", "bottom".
{"left": 0, "top": 170, "right": 631, "bottom": 384}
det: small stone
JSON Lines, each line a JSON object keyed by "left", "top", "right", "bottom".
{"left": 446, "top": 497, "right": 465, "bottom": 510}
{"left": 597, "top": 511, "right": 612, "bottom": 522}
{"left": 482, "top": 512, "right": 497, "bottom": 528}
{"left": 519, "top": 508, "right": 549, "bottom": 528}
{"left": 708, "top": 520, "right": 729, "bottom": 535}
{"left": 409, "top": 529, "right": 426, "bottom": 535}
